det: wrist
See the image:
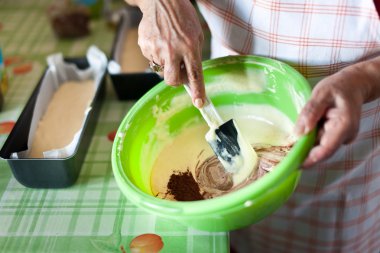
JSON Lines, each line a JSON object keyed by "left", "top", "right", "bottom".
{"left": 338, "top": 57, "right": 380, "bottom": 103}
{"left": 358, "top": 57, "right": 380, "bottom": 102}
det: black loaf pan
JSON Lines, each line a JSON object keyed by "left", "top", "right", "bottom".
{"left": 0, "top": 58, "right": 106, "bottom": 188}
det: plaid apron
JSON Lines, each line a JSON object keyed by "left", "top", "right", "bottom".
{"left": 197, "top": 1, "right": 380, "bottom": 252}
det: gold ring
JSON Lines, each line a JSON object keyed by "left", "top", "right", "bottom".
{"left": 149, "top": 61, "right": 164, "bottom": 72}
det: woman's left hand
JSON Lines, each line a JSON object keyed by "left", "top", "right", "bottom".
{"left": 295, "top": 58, "right": 380, "bottom": 168}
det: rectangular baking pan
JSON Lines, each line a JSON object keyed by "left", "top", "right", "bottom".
{"left": 0, "top": 58, "right": 105, "bottom": 188}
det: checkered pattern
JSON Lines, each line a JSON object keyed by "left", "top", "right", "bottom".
{"left": 198, "top": 0, "right": 380, "bottom": 83}
{"left": 196, "top": 0, "right": 380, "bottom": 252}
{"left": 0, "top": 1, "right": 228, "bottom": 252}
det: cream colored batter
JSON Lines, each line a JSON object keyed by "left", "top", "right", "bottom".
{"left": 28, "top": 80, "right": 94, "bottom": 158}
{"left": 151, "top": 104, "right": 296, "bottom": 200}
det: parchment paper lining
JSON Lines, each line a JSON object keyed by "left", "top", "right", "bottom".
{"left": 11, "top": 46, "right": 107, "bottom": 159}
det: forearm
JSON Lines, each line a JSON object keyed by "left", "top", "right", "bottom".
{"left": 361, "top": 56, "right": 380, "bottom": 102}
{"left": 342, "top": 56, "right": 380, "bottom": 103}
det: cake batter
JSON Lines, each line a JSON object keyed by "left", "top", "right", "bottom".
{"left": 151, "top": 104, "right": 296, "bottom": 200}
{"left": 28, "top": 79, "right": 94, "bottom": 158}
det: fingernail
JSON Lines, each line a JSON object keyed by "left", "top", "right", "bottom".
{"left": 194, "top": 98, "right": 204, "bottom": 108}
{"left": 301, "top": 156, "right": 313, "bottom": 169}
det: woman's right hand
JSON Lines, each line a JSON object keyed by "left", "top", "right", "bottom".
{"left": 131, "top": 0, "right": 206, "bottom": 108}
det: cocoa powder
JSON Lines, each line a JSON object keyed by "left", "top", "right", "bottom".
{"left": 167, "top": 169, "right": 204, "bottom": 201}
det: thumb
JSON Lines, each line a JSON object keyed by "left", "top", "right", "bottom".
{"left": 295, "top": 92, "right": 330, "bottom": 137}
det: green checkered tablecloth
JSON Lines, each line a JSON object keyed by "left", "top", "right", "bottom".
{"left": 0, "top": 0, "right": 228, "bottom": 252}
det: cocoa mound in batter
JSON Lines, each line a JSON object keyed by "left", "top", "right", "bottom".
{"left": 166, "top": 169, "right": 203, "bottom": 201}
{"left": 164, "top": 144, "right": 293, "bottom": 201}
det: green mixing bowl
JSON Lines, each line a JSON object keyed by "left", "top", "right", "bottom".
{"left": 112, "top": 55, "right": 315, "bottom": 232}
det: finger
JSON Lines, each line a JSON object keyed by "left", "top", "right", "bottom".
{"left": 150, "top": 56, "right": 165, "bottom": 76}
{"left": 325, "top": 107, "right": 360, "bottom": 144}
{"left": 164, "top": 56, "right": 182, "bottom": 86}
{"left": 137, "top": 32, "right": 155, "bottom": 62}
{"left": 151, "top": 60, "right": 164, "bottom": 77}
{"left": 302, "top": 146, "right": 323, "bottom": 168}
{"left": 294, "top": 89, "right": 331, "bottom": 136}
{"left": 183, "top": 50, "right": 206, "bottom": 108}
{"left": 302, "top": 114, "right": 350, "bottom": 168}
{"left": 137, "top": 31, "right": 164, "bottom": 74}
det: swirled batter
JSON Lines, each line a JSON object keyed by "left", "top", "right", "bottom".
{"left": 151, "top": 104, "right": 296, "bottom": 201}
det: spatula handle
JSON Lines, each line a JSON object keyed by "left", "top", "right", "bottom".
{"left": 184, "top": 84, "right": 223, "bottom": 129}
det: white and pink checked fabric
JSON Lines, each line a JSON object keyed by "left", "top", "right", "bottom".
{"left": 196, "top": 1, "right": 380, "bottom": 252}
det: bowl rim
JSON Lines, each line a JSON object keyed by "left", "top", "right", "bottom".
{"left": 112, "top": 55, "right": 315, "bottom": 216}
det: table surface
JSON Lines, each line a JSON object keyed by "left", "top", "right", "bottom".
{"left": 0, "top": 0, "right": 228, "bottom": 252}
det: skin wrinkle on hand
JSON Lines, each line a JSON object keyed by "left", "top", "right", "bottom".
{"left": 157, "top": 1, "right": 190, "bottom": 46}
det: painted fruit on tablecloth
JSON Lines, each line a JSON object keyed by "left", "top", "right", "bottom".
{"left": 129, "top": 233, "right": 164, "bottom": 253}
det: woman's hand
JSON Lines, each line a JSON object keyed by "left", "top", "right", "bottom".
{"left": 295, "top": 57, "right": 380, "bottom": 168}
{"left": 130, "top": 0, "right": 206, "bottom": 108}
